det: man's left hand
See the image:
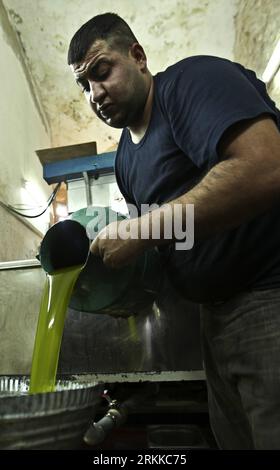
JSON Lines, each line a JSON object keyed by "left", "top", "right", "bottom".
{"left": 90, "top": 218, "right": 149, "bottom": 269}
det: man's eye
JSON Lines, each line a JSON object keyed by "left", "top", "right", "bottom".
{"left": 91, "top": 66, "right": 110, "bottom": 81}
{"left": 80, "top": 82, "right": 90, "bottom": 93}
{"left": 99, "top": 70, "right": 110, "bottom": 79}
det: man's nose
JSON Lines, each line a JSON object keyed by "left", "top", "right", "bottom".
{"left": 89, "top": 81, "right": 106, "bottom": 104}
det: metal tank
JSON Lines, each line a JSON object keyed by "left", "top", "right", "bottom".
{"left": 59, "top": 274, "right": 203, "bottom": 378}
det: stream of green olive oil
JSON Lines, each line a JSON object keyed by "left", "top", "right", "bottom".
{"left": 29, "top": 264, "right": 83, "bottom": 394}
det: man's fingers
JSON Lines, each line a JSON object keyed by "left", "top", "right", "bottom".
{"left": 90, "top": 238, "right": 100, "bottom": 256}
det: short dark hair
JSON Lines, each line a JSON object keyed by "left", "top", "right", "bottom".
{"left": 67, "top": 13, "right": 138, "bottom": 65}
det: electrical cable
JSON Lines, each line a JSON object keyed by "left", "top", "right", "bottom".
{"left": 0, "top": 182, "right": 61, "bottom": 219}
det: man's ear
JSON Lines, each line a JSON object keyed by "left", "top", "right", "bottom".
{"left": 129, "top": 43, "right": 147, "bottom": 71}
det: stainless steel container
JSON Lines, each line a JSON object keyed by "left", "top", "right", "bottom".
{"left": 0, "top": 375, "right": 102, "bottom": 449}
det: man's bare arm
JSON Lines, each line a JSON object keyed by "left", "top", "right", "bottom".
{"left": 143, "top": 114, "right": 280, "bottom": 241}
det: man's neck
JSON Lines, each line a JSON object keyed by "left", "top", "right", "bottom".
{"left": 128, "top": 76, "right": 154, "bottom": 144}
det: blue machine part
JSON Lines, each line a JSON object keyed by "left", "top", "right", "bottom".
{"left": 43, "top": 151, "right": 116, "bottom": 184}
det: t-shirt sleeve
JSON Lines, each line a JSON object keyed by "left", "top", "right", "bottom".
{"left": 115, "top": 134, "right": 138, "bottom": 215}
{"left": 164, "top": 56, "right": 279, "bottom": 168}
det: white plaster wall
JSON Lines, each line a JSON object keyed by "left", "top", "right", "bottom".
{"left": 0, "top": 5, "right": 52, "bottom": 245}
{"left": 0, "top": 6, "right": 53, "bottom": 375}
{"left": 234, "top": 0, "right": 280, "bottom": 107}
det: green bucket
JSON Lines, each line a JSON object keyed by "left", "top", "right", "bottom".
{"left": 40, "top": 206, "right": 162, "bottom": 317}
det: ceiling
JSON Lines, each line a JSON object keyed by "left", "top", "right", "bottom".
{"left": 3, "top": 0, "right": 237, "bottom": 153}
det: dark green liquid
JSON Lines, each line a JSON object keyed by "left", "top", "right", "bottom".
{"left": 29, "top": 265, "right": 83, "bottom": 394}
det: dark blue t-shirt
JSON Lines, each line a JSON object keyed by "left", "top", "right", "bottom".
{"left": 115, "top": 56, "right": 280, "bottom": 302}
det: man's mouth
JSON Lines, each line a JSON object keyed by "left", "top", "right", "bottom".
{"left": 99, "top": 103, "right": 114, "bottom": 118}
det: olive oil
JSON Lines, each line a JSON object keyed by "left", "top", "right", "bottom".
{"left": 29, "top": 265, "right": 83, "bottom": 394}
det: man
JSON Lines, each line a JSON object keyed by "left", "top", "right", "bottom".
{"left": 68, "top": 13, "right": 280, "bottom": 449}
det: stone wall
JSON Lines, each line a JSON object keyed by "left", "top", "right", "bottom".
{"left": 234, "top": 0, "right": 280, "bottom": 106}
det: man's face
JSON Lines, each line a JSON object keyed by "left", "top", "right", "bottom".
{"left": 70, "top": 40, "right": 148, "bottom": 129}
